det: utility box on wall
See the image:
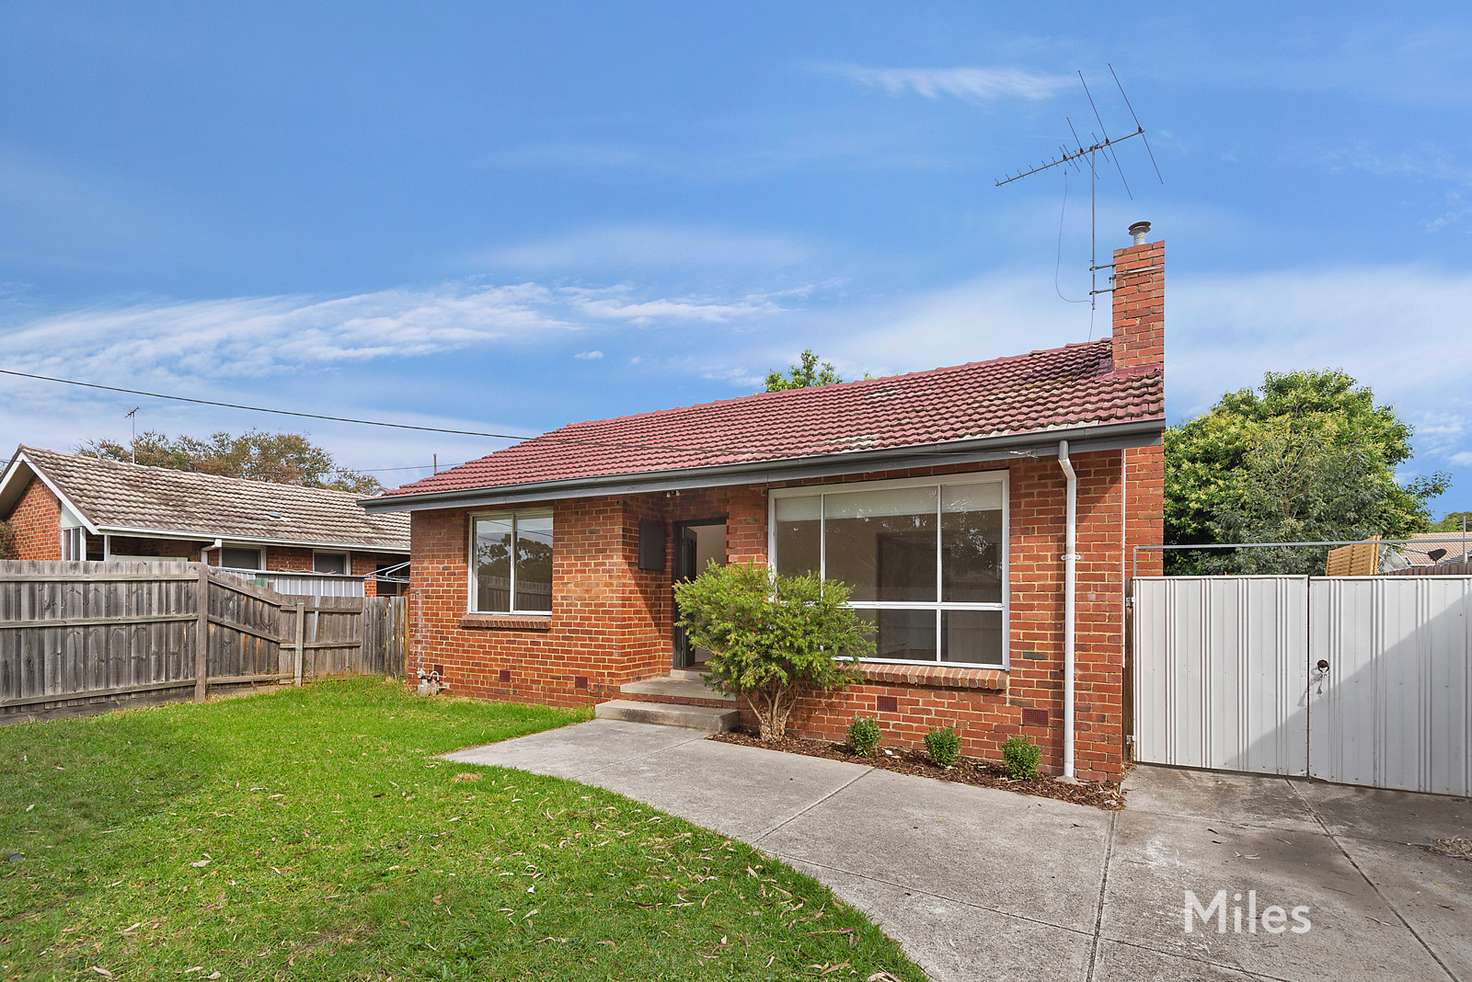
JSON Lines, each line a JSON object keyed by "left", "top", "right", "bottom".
{"left": 638, "top": 519, "right": 665, "bottom": 571}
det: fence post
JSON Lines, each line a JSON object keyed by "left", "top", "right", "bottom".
{"left": 194, "top": 564, "right": 210, "bottom": 702}
{"left": 293, "top": 602, "right": 306, "bottom": 686}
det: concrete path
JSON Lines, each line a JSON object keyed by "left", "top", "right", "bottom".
{"left": 446, "top": 720, "right": 1472, "bottom": 982}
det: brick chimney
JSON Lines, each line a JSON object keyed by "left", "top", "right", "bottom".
{"left": 1111, "top": 220, "right": 1164, "bottom": 372}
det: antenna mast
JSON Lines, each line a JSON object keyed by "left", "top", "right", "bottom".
{"left": 124, "top": 406, "right": 140, "bottom": 464}
{"left": 994, "top": 65, "right": 1162, "bottom": 321}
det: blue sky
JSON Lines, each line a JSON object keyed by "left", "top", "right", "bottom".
{"left": 2, "top": 3, "right": 1470, "bottom": 513}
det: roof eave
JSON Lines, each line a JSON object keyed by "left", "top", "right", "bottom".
{"left": 92, "top": 524, "right": 411, "bottom": 554}
{"left": 363, "top": 417, "right": 1164, "bottom": 513}
{"left": 0, "top": 449, "right": 101, "bottom": 533}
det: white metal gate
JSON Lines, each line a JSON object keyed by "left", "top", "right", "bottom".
{"left": 1133, "top": 576, "right": 1472, "bottom": 796}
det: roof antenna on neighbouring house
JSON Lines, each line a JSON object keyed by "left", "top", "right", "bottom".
{"left": 994, "top": 65, "right": 1163, "bottom": 336}
{"left": 124, "top": 406, "right": 140, "bottom": 463}
{"left": 432, "top": 453, "right": 438, "bottom": 474}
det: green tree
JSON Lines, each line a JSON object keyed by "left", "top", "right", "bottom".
{"left": 78, "top": 430, "right": 382, "bottom": 494}
{"left": 764, "top": 349, "right": 844, "bottom": 392}
{"left": 1165, "top": 370, "right": 1447, "bottom": 573}
{"left": 674, "top": 562, "right": 869, "bottom": 740}
{"left": 1434, "top": 511, "right": 1472, "bottom": 532}
{"left": 0, "top": 520, "right": 13, "bottom": 560}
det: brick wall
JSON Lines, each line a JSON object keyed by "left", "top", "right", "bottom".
{"left": 1111, "top": 238, "right": 1164, "bottom": 372}
{"left": 409, "top": 497, "right": 674, "bottom": 708}
{"left": 404, "top": 453, "right": 1137, "bottom": 780}
{"left": 765, "top": 452, "right": 1128, "bottom": 780}
{"left": 7, "top": 479, "right": 61, "bottom": 560}
{"left": 106, "top": 535, "right": 205, "bottom": 559}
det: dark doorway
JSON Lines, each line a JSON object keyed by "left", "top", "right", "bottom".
{"left": 672, "top": 518, "right": 727, "bottom": 669}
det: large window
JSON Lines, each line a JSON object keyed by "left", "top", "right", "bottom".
{"left": 469, "top": 511, "right": 553, "bottom": 614}
{"left": 770, "top": 475, "right": 1006, "bottom": 668}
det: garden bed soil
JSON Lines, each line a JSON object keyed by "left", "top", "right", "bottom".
{"left": 711, "top": 730, "right": 1125, "bottom": 811}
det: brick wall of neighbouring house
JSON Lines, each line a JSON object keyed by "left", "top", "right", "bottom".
{"left": 7, "top": 479, "right": 61, "bottom": 560}
{"left": 204, "top": 544, "right": 405, "bottom": 597}
{"left": 351, "top": 553, "right": 398, "bottom": 598}
{"left": 106, "top": 535, "right": 205, "bottom": 559}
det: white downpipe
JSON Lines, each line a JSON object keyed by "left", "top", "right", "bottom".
{"left": 1058, "top": 440, "right": 1078, "bottom": 779}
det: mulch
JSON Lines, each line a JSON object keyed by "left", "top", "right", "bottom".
{"left": 710, "top": 729, "right": 1125, "bottom": 811}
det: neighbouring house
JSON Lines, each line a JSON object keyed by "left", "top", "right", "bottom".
{"left": 0, "top": 447, "right": 410, "bottom": 596}
{"left": 363, "top": 225, "right": 1166, "bottom": 780}
{"left": 1397, "top": 532, "right": 1472, "bottom": 568}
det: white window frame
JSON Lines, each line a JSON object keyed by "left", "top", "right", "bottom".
{"left": 466, "top": 509, "right": 554, "bottom": 616}
{"left": 312, "top": 550, "right": 351, "bottom": 575}
{"left": 219, "top": 545, "right": 265, "bottom": 571}
{"left": 767, "top": 471, "right": 1009, "bottom": 670}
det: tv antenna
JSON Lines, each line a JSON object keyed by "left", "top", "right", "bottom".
{"left": 124, "top": 406, "right": 140, "bottom": 463}
{"left": 994, "top": 65, "right": 1162, "bottom": 326}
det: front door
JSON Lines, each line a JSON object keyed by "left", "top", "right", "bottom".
{"left": 672, "top": 519, "right": 726, "bottom": 668}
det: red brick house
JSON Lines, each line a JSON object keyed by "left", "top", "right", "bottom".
{"left": 364, "top": 227, "right": 1166, "bottom": 780}
{"left": 0, "top": 447, "right": 410, "bottom": 596}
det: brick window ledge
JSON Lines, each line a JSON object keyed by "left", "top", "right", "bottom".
{"left": 859, "top": 662, "right": 1007, "bottom": 691}
{"left": 458, "top": 613, "right": 552, "bottom": 631}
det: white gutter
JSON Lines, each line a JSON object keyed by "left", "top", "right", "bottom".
{"left": 1057, "top": 439, "right": 1078, "bottom": 780}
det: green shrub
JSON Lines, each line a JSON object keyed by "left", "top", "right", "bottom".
{"left": 924, "top": 727, "right": 961, "bottom": 768}
{"left": 674, "top": 562, "right": 871, "bottom": 741}
{"left": 1002, "top": 736, "right": 1042, "bottom": 780}
{"left": 847, "top": 717, "right": 881, "bottom": 756}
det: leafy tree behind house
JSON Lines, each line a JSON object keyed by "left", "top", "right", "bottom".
{"left": 78, "top": 430, "right": 382, "bottom": 494}
{"left": 1166, "top": 370, "right": 1447, "bottom": 574}
{"left": 764, "top": 350, "right": 845, "bottom": 392}
{"left": 0, "top": 520, "right": 12, "bottom": 560}
{"left": 1434, "top": 511, "right": 1472, "bottom": 533}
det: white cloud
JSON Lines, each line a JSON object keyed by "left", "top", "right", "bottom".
{"left": 573, "top": 349, "right": 604, "bottom": 360}
{"left": 816, "top": 64, "right": 1072, "bottom": 104}
{"left": 476, "top": 224, "right": 814, "bottom": 272}
{"left": 1452, "top": 451, "right": 1472, "bottom": 467}
{"left": 0, "top": 282, "right": 581, "bottom": 383}
{"left": 566, "top": 287, "right": 787, "bottom": 325}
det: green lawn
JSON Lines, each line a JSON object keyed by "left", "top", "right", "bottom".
{"left": 0, "top": 679, "right": 921, "bottom": 981}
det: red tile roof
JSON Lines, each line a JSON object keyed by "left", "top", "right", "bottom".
{"left": 384, "top": 338, "right": 1163, "bottom": 499}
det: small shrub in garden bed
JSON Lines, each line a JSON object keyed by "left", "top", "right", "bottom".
{"left": 673, "top": 563, "right": 870, "bottom": 740}
{"left": 1002, "top": 736, "right": 1042, "bottom": 779}
{"left": 847, "top": 717, "right": 881, "bottom": 756}
{"left": 924, "top": 727, "right": 961, "bottom": 768}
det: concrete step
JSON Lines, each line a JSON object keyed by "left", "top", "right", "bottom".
{"left": 594, "top": 699, "right": 740, "bottom": 733}
{"left": 666, "top": 668, "right": 711, "bottom": 682}
{"left": 620, "top": 672, "right": 733, "bottom": 705}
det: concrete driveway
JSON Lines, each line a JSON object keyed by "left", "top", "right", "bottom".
{"left": 445, "top": 720, "right": 1472, "bottom": 982}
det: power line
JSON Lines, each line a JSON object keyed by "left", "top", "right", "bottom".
{"left": 0, "top": 367, "right": 1074, "bottom": 468}
{"left": 0, "top": 368, "right": 724, "bottom": 455}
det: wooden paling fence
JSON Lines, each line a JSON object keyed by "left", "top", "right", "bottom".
{"left": 0, "top": 560, "right": 407, "bottom": 722}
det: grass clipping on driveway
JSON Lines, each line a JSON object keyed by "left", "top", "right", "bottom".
{"left": 0, "top": 679, "right": 921, "bottom": 981}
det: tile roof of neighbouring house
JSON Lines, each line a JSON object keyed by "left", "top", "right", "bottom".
{"left": 3, "top": 446, "right": 410, "bottom": 551}
{"left": 1397, "top": 532, "right": 1472, "bottom": 566}
{"left": 383, "top": 337, "right": 1164, "bottom": 499}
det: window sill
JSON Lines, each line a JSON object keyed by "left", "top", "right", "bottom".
{"left": 858, "top": 662, "right": 1007, "bottom": 691}
{"left": 459, "top": 613, "right": 552, "bottom": 631}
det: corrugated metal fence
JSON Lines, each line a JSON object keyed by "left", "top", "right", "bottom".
{"left": 1134, "top": 575, "right": 1471, "bottom": 797}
